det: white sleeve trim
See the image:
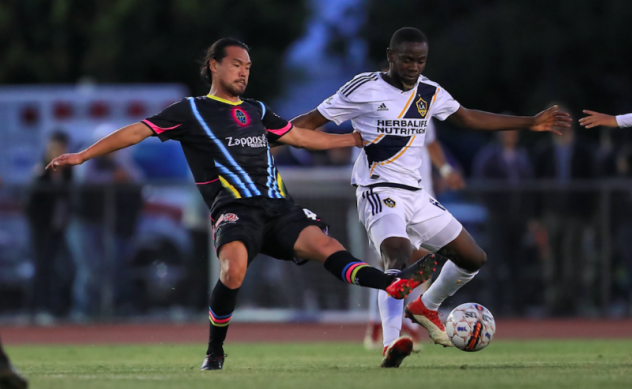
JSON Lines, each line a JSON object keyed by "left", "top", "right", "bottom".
{"left": 615, "top": 113, "right": 632, "bottom": 128}
{"left": 316, "top": 104, "right": 340, "bottom": 125}
{"left": 434, "top": 102, "right": 461, "bottom": 121}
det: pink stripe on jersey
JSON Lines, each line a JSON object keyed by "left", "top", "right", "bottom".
{"left": 196, "top": 178, "right": 219, "bottom": 185}
{"left": 266, "top": 123, "right": 292, "bottom": 136}
{"left": 142, "top": 119, "right": 182, "bottom": 134}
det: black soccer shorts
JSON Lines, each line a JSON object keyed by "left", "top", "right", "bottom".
{"left": 211, "top": 197, "right": 329, "bottom": 263}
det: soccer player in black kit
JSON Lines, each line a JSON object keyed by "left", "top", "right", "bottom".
{"left": 47, "top": 38, "right": 436, "bottom": 370}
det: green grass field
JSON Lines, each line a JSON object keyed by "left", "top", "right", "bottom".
{"left": 6, "top": 340, "right": 632, "bottom": 389}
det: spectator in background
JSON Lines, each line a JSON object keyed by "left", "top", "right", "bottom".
{"left": 532, "top": 112, "right": 597, "bottom": 316}
{"left": 473, "top": 130, "right": 535, "bottom": 315}
{"left": 25, "top": 131, "right": 73, "bottom": 322}
{"left": 68, "top": 124, "right": 144, "bottom": 320}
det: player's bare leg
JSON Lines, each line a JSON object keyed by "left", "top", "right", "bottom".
{"left": 0, "top": 337, "right": 28, "bottom": 389}
{"left": 406, "top": 227, "right": 486, "bottom": 347}
{"left": 201, "top": 241, "right": 248, "bottom": 371}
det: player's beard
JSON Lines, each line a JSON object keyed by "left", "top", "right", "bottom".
{"left": 222, "top": 79, "right": 247, "bottom": 98}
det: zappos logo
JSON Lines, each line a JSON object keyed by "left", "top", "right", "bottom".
{"left": 226, "top": 134, "right": 267, "bottom": 148}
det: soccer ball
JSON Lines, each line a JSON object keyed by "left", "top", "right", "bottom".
{"left": 445, "top": 303, "right": 496, "bottom": 351}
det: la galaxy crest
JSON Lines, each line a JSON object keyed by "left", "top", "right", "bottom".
{"left": 232, "top": 107, "right": 250, "bottom": 127}
{"left": 383, "top": 197, "right": 396, "bottom": 208}
{"left": 416, "top": 95, "right": 428, "bottom": 118}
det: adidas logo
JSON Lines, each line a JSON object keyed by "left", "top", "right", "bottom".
{"left": 377, "top": 103, "right": 389, "bottom": 111}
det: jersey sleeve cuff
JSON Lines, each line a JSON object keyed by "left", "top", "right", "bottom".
{"left": 267, "top": 122, "right": 293, "bottom": 137}
{"left": 616, "top": 113, "right": 632, "bottom": 128}
{"left": 141, "top": 119, "right": 182, "bottom": 141}
{"left": 317, "top": 105, "right": 344, "bottom": 125}
{"left": 434, "top": 103, "right": 461, "bottom": 121}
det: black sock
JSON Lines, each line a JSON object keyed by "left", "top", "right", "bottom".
{"left": 206, "top": 280, "right": 239, "bottom": 356}
{"left": 323, "top": 250, "right": 394, "bottom": 290}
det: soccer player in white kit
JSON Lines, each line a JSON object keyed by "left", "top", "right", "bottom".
{"left": 292, "top": 27, "right": 571, "bottom": 368}
{"left": 363, "top": 119, "right": 465, "bottom": 350}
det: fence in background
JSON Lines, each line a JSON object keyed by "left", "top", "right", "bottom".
{"left": 1, "top": 168, "right": 631, "bottom": 323}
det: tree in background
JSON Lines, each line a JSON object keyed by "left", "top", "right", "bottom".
{"left": 362, "top": 0, "right": 632, "bottom": 118}
{"left": 360, "top": 0, "right": 632, "bottom": 170}
{"left": 0, "top": 0, "right": 308, "bottom": 101}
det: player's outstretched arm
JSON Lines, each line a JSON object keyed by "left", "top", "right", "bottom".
{"left": 276, "top": 126, "right": 362, "bottom": 150}
{"left": 290, "top": 109, "right": 331, "bottom": 131}
{"left": 447, "top": 105, "right": 571, "bottom": 135}
{"left": 427, "top": 140, "right": 465, "bottom": 190}
{"left": 579, "top": 110, "right": 630, "bottom": 128}
{"left": 46, "top": 122, "right": 153, "bottom": 171}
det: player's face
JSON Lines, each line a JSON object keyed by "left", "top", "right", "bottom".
{"left": 388, "top": 42, "right": 428, "bottom": 88}
{"left": 215, "top": 46, "right": 251, "bottom": 96}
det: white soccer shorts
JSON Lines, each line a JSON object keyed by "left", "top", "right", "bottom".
{"left": 356, "top": 186, "right": 463, "bottom": 253}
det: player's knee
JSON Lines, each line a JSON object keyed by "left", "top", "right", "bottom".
{"left": 220, "top": 258, "right": 247, "bottom": 289}
{"left": 469, "top": 247, "right": 487, "bottom": 271}
{"left": 380, "top": 237, "right": 410, "bottom": 270}
{"left": 319, "top": 236, "right": 345, "bottom": 256}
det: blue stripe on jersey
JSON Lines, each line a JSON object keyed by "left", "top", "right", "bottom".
{"left": 214, "top": 161, "right": 251, "bottom": 196}
{"left": 271, "top": 163, "right": 283, "bottom": 197}
{"left": 188, "top": 98, "right": 260, "bottom": 196}
{"left": 258, "top": 101, "right": 266, "bottom": 119}
{"left": 265, "top": 146, "right": 283, "bottom": 198}
{"left": 266, "top": 146, "right": 283, "bottom": 198}
{"left": 364, "top": 135, "right": 412, "bottom": 167}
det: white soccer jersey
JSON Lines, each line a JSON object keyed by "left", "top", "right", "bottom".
{"left": 318, "top": 72, "right": 459, "bottom": 189}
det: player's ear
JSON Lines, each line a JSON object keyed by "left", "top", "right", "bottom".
{"left": 386, "top": 48, "right": 393, "bottom": 64}
{"left": 209, "top": 58, "right": 218, "bottom": 73}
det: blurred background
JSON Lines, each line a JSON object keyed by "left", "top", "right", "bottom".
{"left": 1, "top": 0, "right": 632, "bottom": 327}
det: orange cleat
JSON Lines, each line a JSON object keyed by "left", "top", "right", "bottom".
{"left": 385, "top": 254, "right": 437, "bottom": 299}
{"left": 405, "top": 297, "right": 453, "bottom": 347}
{"left": 380, "top": 336, "right": 414, "bottom": 368}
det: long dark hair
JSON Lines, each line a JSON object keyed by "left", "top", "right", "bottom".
{"left": 200, "top": 38, "right": 250, "bottom": 85}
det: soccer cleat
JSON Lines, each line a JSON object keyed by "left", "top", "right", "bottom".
{"left": 401, "top": 324, "right": 424, "bottom": 351}
{"left": 405, "top": 296, "right": 453, "bottom": 347}
{"left": 363, "top": 322, "right": 382, "bottom": 351}
{"left": 200, "top": 354, "right": 226, "bottom": 371}
{"left": 0, "top": 358, "right": 28, "bottom": 389}
{"left": 380, "top": 336, "right": 413, "bottom": 368}
{"left": 385, "top": 254, "right": 437, "bottom": 299}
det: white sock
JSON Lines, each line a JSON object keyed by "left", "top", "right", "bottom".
{"left": 379, "top": 270, "right": 403, "bottom": 348}
{"left": 421, "top": 260, "right": 478, "bottom": 311}
{"left": 368, "top": 288, "right": 380, "bottom": 323}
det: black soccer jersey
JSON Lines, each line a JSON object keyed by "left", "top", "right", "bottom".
{"left": 142, "top": 95, "right": 293, "bottom": 212}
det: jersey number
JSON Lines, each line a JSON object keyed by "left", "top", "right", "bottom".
{"left": 303, "top": 208, "right": 318, "bottom": 220}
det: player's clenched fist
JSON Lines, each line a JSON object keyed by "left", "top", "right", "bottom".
{"left": 46, "top": 153, "right": 85, "bottom": 171}
{"left": 529, "top": 105, "right": 572, "bottom": 135}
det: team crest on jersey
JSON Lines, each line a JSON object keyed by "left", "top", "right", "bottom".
{"left": 232, "top": 107, "right": 250, "bottom": 127}
{"left": 416, "top": 96, "right": 428, "bottom": 118}
{"left": 215, "top": 213, "right": 239, "bottom": 228}
{"left": 383, "top": 197, "right": 396, "bottom": 208}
